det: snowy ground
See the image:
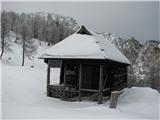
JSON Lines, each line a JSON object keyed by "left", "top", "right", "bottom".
{"left": 1, "top": 32, "right": 160, "bottom": 119}
{"left": 1, "top": 63, "right": 159, "bottom": 119}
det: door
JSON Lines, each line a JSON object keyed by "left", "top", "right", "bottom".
{"left": 82, "top": 65, "right": 99, "bottom": 90}
{"left": 65, "top": 64, "right": 78, "bottom": 88}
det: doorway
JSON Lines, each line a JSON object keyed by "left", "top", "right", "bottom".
{"left": 81, "top": 65, "right": 99, "bottom": 90}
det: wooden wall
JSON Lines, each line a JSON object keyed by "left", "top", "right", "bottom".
{"left": 47, "top": 59, "right": 128, "bottom": 95}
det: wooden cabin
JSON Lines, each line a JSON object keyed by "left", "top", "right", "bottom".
{"left": 40, "top": 26, "right": 130, "bottom": 104}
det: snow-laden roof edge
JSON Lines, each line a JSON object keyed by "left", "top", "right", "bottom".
{"left": 40, "top": 26, "right": 131, "bottom": 65}
{"left": 83, "top": 26, "right": 130, "bottom": 64}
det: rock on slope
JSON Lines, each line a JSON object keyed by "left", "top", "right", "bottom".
{"left": 134, "top": 40, "right": 160, "bottom": 89}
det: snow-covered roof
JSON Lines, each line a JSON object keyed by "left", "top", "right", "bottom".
{"left": 40, "top": 26, "right": 130, "bottom": 64}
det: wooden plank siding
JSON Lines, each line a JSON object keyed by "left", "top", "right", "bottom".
{"left": 45, "top": 58, "right": 129, "bottom": 103}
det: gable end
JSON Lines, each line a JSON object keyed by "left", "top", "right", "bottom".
{"left": 77, "top": 26, "right": 92, "bottom": 35}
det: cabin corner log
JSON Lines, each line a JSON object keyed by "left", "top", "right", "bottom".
{"left": 98, "top": 65, "right": 103, "bottom": 104}
{"left": 78, "top": 64, "right": 82, "bottom": 101}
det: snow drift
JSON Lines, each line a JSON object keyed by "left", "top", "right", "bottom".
{"left": 2, "top": 64, "right": 159, "bottom": 119}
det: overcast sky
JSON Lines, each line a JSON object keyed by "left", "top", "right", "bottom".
{"left": 2, "top": 1, "right": 159, "bottom": 43}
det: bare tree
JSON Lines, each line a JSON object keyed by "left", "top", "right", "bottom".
{"left": 8, "top": 11, "right": 17, "bottom": 31}
{"left": 38, "top": 14, "right": 46, "bottom": 45}
{"left": 1, "top": 11, "right": 78, "bottom": 61}
{"left": 1, "top": 10, "right": 10, "bottom": 58}
{"left": 14, "top": 16, "right": 21, "bottom": 41}
{"left": 25, "top": 39, "right": 38, "bottom": 59}
{"left": 21, "top": 18, "right": 32, "bottom": 66}
{"left": 145, "top": 47, "right": 160, "bottom": 90}
{"left": 21, "top": 21, "right": 27, "bottom": 66}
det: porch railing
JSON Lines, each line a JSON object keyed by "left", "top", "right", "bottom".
{"left": 47, "top": 84, "right": 78, "bottom": 101}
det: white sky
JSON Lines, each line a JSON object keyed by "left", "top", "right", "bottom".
{"left": 2, "top": 1, "right": 159, "bottom": 43}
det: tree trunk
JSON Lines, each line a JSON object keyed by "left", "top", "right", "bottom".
{"left": 0, "top": 46, "right": 4, "bottom": 58}
{"left": 39, "top": 40, "right": 41, "bottom": 46}
{"left": 22, "top": 39, "right": 25, "bottom": 66}
{"left": 0, "top": 37, "right": 5, "bottom": 58}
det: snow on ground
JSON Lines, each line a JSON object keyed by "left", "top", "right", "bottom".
{"left": 2, "top": 31, "right": 48, "bottom": 69}
{"left": 2, "top": 63, "right": 159, "bottom": 119}
{"left": 1, "top": 32, "right": 160, "bottom": 119}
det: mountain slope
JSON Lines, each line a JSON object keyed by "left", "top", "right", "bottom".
{"left": 99, "top": 32, "right": 160, "bottom": 89}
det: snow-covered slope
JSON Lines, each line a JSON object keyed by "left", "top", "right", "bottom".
{"left": 2, "top": 64, "right": 159, "bottom": 119}
{"left": 2, "top": 31, "right": 48, "bottom": 69}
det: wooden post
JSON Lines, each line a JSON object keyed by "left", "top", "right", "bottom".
{"left": 63, "top": 64, "right": 67, "bottom": 99}
{"left": 47, "top": 60, "right": 50, "bottom": 85}
{"left": 78, "top": 64, "right": 82, "bottom": 101}
{"left": 110, "top": 91, "right": 120, "bottom": 108}
{"left": 64, "top": 64, "right": 67, "bottom": 86}
{"left": 98, "top": 65, "right": 103, "bottom": 104}
{"left": 47, "top": 60, "right": 51, "bottom": 96}
{"left": 125, "top": 67, "right": 128, "bottom": 87}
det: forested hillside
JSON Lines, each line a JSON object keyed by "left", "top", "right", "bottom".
{"left": 1, "top": 10, "right": 78, "bottom": 65}
{"left": 1, "top": 10, "right": 159, "bottom": 91}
